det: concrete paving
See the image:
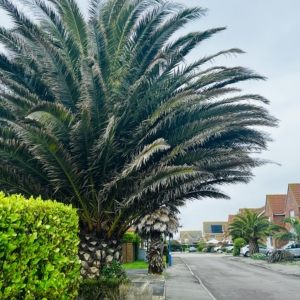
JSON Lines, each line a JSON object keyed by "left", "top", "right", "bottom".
{"left": 126, "top": 268, "right": 165, "bottom": 300}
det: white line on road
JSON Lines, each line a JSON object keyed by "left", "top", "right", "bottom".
{"left": 180, "top": 257, "right": 217, "bottom": 300}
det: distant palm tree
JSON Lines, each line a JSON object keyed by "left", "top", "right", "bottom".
{"left": 135, "top": 207, "right": 179, "bottom": 275}
{"left": 0, "top": 0, "right": 277, "bottom": 278}
{"left": 272, "top": 217, "right": 300, "bottom": 244}
{"left": 228, "top": 209, "right": 271, "bottom": 255}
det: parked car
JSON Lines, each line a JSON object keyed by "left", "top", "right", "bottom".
{"left": 278, "top": 243, "right": 300, "bottom": 257}
{"left": 213, "top": 246, "right": 222, "bottom": 252}
{"left": 189, "top": 246, "right": 196, "bottom": 252}
{"left": 240, "top": 244, "right": 272, "bottom": 257}
{"left": 225, "top": 244, "right": 234, "bottom": 251}
{"left": 213, "top": 244, "right": 234, "bottom": 253}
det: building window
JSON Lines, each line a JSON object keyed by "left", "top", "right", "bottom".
{"left": 210, "top": 234, "right": 216, "bottom": 239}
{"left": 211, "top": 225, "right": 223, "bottom": 233}
{"left": 290, "top": 210, "right": 295, "bottom": 218}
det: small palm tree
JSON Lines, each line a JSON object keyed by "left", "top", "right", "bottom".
{"left": 135, "top": 207, "right": 179, "bottom": 275}
{"left": 228, "top": 209, "right": 271, "bottom": 255}
{"left": 272, "top": 217, "right": 300, "bottom": 244}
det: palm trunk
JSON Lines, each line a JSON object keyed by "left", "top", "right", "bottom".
{"left": 249, "top": 239, "right": 259, "bottom": 255}
{"left": 78, "top": 233, "right": 123, "bottom": 279}
{"left": 148, "top": 231, "right": 164, "bottom": 275}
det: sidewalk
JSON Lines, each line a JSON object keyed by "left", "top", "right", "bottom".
{"left": 227, "top": 255, "right": 300, "bottom": 276}
{"left": 165, "top": 256, "right": 214, "bottom": 300}
{"left": 224, "top": 256, "right": 300, "bottom": 276}
{"left": 126, "top": 268, "right": 165, "bottom": 300}
{"left": 126, "top": 256, "right": 215, "bottom": 300}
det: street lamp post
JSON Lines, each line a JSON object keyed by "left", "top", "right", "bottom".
{"left": 168, "top": 235, "right": 172, "bottom": 266}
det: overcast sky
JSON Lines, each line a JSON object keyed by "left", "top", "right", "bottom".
{"left": 1, "top": 1, "right": 299, "bottom": 235}
{"left": 171, "top": 0, "right": 300, "bottom": 235}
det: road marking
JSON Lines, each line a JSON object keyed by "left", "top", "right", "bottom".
{"left": 180, "top": 257, "right": 217, "bottom": 300}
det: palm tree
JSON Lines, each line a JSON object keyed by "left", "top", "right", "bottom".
{"left": 0, "top": 0, "right": 277, "bottom": 278}
{"left": 135, "top": 207, "right": 179, "bottom": 275}
{"left": 272, "top": 217, "right": 300, "bottom": 244}
{"left": 228, "top": 209, "right": 271, "bottom": 255}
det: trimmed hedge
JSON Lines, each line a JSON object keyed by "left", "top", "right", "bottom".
{"left": 0, "top": 193, "right": 81, "bottom": 299}
{"left": 122, "top": 233, "right": 141, "bottom": 261}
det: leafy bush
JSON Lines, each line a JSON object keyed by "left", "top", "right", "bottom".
{"left": 79, "top": 261, "right": 129, "bottom": 300}
{"left": 79, "top": 278, "right": 131, "bottom": 300}
{"left": 197, "top": 242, "right": 206, "bottom": 252}
{"left": 251, "top": 253, "right": 267, "bottom": 260}
{"left": 0, "top": 193, "right": 81, "bottom": 299}
{"left": 101, "top": 260, "right": 127, "bottom": 280}
{"left": 169, "top": 240, "right": 183, "bottom": 252}
{"left": 232, "top": 247, "right": 240, "bottom": 256}
{"left": 233, "top": 238, "right": 246, "bottom": 256}
{"left": 234, "top": 238, "right": 247, "bottom": 248}
{"left": 283, "top": 250, "right": 294, "bottom": 262}
{"left": 122, "top": 233, "right": 141, "bottom": 261}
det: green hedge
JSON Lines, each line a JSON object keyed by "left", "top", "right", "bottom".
{"left": 233, "top": 238, "right": 246, "bottom": 256}
{"left": 0, "top": 193, "right": 81, "bottom": 299}
{"left": 122, "top": 233, "right": 141, "bottom": 261}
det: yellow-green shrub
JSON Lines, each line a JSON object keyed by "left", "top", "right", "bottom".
{"left": 0, "top": 193, "right": 81, "bottom": 299}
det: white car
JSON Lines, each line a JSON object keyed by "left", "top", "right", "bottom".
{"left": 213, "top": 246, "right": 222, "bottom": 252}
{"left": 213, "top": 244, "right": 233, "bottom": 253}
{"left": 225, "top": 244, "right": 234, "bottom": 251}
{"left": 240, "top": 244, "right": 272, "bottom": 257}
{"left": 269, "top": 243, "right": 300, "bottom": 257}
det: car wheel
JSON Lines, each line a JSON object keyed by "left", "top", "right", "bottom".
{"left": 245, "top": 251, "right": 250, "bottom": 257}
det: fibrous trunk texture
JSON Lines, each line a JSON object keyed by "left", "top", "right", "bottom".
{"left": 249, "top": 239, "right": 259, "bottom": 255}
{"left": 148, "top": 231, "right": 163, "bottom": 275}
{"left": 78, "top": 234, "right": 123, "bottom": 279}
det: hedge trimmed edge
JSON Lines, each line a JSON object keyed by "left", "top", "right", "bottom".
{"left": 0, "top": 192, "right": 81, "bottom": 299}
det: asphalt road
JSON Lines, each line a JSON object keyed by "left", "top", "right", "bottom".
{"left": 175, "top": 253, "right": 299, "bottom": 300}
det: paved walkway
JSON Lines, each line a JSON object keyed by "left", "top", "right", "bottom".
{"left": 126, "top": 268, "right": 165, "bottom": 300}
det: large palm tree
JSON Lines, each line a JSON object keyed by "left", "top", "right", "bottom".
{"left": 0, "top": 0, "right": 277, "bottom": 278}
{"left": 228, "top": 209, "right": 271, "bottom": 255}
{"left": 135, "top": 207, "right": 179, "bottom": 275}
{"left": 272, "top": 217, "right": 300, "bottom": 244}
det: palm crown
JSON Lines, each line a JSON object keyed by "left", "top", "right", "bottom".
{"left": 228, "top": 209, "right": 273, "bottom": 256}
{"left": 0, "top": 0, "right": 277, "bottom": 239}
{"left": 228, "top": 209, "right": 271, "bottom": 242}
{"left": 135, "top": 207, "right": 179, "bottom": 237}
{"left": 272, "top": 217, "right": 300, "bottom": 244}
